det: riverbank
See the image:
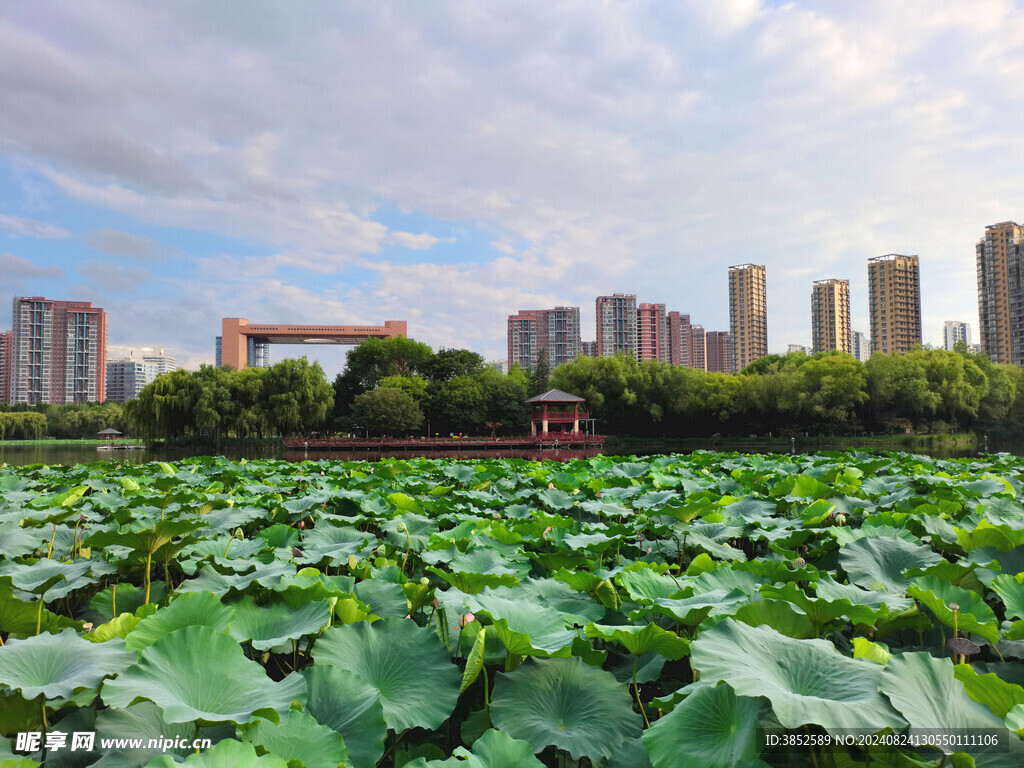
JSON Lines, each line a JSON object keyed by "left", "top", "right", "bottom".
{"left": 603, "top": 432, "right": 978, "bottom": 455}
{"left": 0, "top": 438, "right": 144, "bottom": 446}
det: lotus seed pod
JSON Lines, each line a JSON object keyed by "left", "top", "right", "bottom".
{"left": 835, "top": 514, "right": 847, "bottom": 526}
{"left": 348, "top": 555, "right": 359, "bottom": 570}
{"left": 793, "top": 557, "right": 807, "bottom": 569}
{"left": 82, "top": 622, "right": 94, "bottom": 633}
{"left": 377, "top": 544, "right": 387, "bottom": 556}
{"left": 949, "top": 603, "right": 960, "bottom": 612}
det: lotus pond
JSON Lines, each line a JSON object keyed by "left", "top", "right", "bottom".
{"left": 2, "top": 451, "right": 1024, "bottom": 768}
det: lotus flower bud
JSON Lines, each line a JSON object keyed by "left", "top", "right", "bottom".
{"left": 377, "top": 544, "right": 388, "bottom": 556}
{"left": 459, "top": 612, "right": 475, "bottom": 628}
{"left": 542, "top": 526, "right": 552, "bottom": 541}
{"left": 297, "top": 520, "right": 306, "bottom": 530}
{"left": 432, "top": 597, "right": 439, "bottom": 608}
{"left": 420, "top": 577, "right": 430, "bottom": 586}
{"left": 348, "top": 555, "right": 359, "bottom": 570}
{"left": 548, "top": 483, "right": 555, "bottom": 489}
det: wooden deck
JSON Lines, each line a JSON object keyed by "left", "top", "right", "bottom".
{"left": 284, "top": 435, "right": 605, "bottom": 451}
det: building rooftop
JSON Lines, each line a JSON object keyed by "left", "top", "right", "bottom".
{"left": 525, "top": 388, "right": 585, "bottom": 403}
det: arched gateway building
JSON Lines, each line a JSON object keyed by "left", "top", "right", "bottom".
{"left": 218, "top": 318, "right": 408, "bottom": 370}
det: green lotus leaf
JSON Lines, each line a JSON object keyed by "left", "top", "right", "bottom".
{"left": 244, "top": 709, "right": 349, "bottom": 768}
{"left": 102, "top": 625, "right": 305, "bottom": 724}
{"left": 839, "top": 535, "right": 944, "bottom": 593}
{"left": 180, "top": 561, "right": 296, "bottom": 597}
{"left": 144, "top": 738, "right": 288, "bottom": 767}
{"left": 273, "top": 569, "right": 358, "bottom": 607}
{"left": 86, "top": 518, "right": 207, "bottom": 559}
{"left": 851, "top": 637, "right": 892, "bottom": 665}
{"left": 314, "top": 618, "right": 460, "bottom": 732}
{"left": 0, "top": 559, "right": 94, "bottom": 598}
{"left": 490, "top": 657, "right": 642, "bottom": 762}
{"left": 992, "top": 573, "right": 1024, "bottom": 621}
{"left": 513, "top": 578, "right": 606, "bottom": 624}
{"left": 404, "top": 728, "right": 545, "bottom": 768}
{"left": 90, "top": 582, "right": 167, "bottom": 622}
{"left": 125, "top": 590, "right": 235, "bottom": 651}
{"left": 690, "top": 618, "right": 904, "bottom": 730}
{"left": 618, "top": 568, "right": 682, "bottom": 602}
{"left": 0, "top": 577, "right": 82, "bottom": 637}
{"left": 0, "top": 629, "right": 135, "bottom": 700}
{"left": 812, "top": 574, "right": 913, "bottom": 613}
{"left": 0, "top": 736, "right": 40, "bottom": 768}
{"left": 86, "top": 612, "right": 142, "bottom": 643}
{"left": 733, "top": 599, "right": 817, "bottom": 639}
{"left": 880, "top": 652, "right": 1003, "bottom": 754}
{"left": 642, "top": 682, "right": 767, "bottom": 768}
{"left": 0, "top": 522, "right": 46, "bottom": 559}
{"left": 300, "top": 664, "right": 386, "bottom": 768}
{"left": 585, "top": 623, "right": 690, "bottom": 659}
{"left": 229, "top": 596, "right": 331, "bottom": 651}
{"left": 468, "top": 592, "right": 576, "bottom": 657}
{"left": 355, "top": 579, "right": 408, "bottom": 618}
{"left": 646, "top": 588, "right": 748, "bottom": 626}
{"left": 296, "top": 523, "right": 375, "bottom": 565}
{"left": 91, "top": 701, "right": 196, "bottom": 767}
{"left": 760, "top": 581, "right": 879, "bottom": 627}
{"left": 907, "top": 576, "right": 999, "bottom": 645}
{"left": 427, "top": 567, "right": 519, "bottom": 593}
{"left": 954, "top": 665, "right": 1024, "bottom": 719}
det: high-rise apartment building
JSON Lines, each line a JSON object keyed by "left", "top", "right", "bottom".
{"left": 976, "top": 222, "right": 1024, "bottom": 365}
{"left": 106, "top": 360, "right": 158, "bottom": 403}
{"left": 811, "top": 279, "right": 851, "bottom": 354}
{"left": 690, "top": 324, "right": 707, "bottom": 370}
{"left": 852, "top": 332, "right": 870, "bottom": 362}
{"left": 787, "top": 344, "right": 811, "bottom": 355}
{"left": 667, "top": 312, "right": 692, "bottom": 367}
{"left": 596, "top": 294, "right": 637, "bottom": 357}
{"left": 636, "top": 303, "right": 668, "bottom": 362}
{"left": 0, "top": 330, "right": 12, "bottom": 403}
{"left": 868, "top": 255, "right": 921, "bottom": 355}
{"left": 705, "top": 331, "right": 732, "bottom": 373}
{"left": 10, "top": 297, "right": 107, "bottom": 404}
{"left": 581, "top": 341, "right": 597, "bottom": 357}
{"left": 728, "top": 264, "right": 767, "bottom": 372}
{"left": 506, "top": 307, "right": 582, "bottom": 371}
{"left": 943, "top": 321, "right": 972, "bottom": 352}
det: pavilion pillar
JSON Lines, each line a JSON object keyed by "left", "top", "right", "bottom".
{"left": 542, "top": 404, "right": 548, "bottom": 436}
{"left": 573, "top": 403, "right": 579, "bottom": 434}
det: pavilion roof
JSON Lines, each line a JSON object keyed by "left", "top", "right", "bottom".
{"left": 525, "top": 389, "right": 585, "bottom": 404}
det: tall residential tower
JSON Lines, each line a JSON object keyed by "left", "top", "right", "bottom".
{"left": 811, "top": 279, "right": 851, "bottom": 354}
{"left": 595, "top": 294, "right": 637, "bottom": 358}
{"left": 976, "top": 222, "right": 1024, "bottom": 365}
{"left": 507, "top": 307, "right": 582, "bottom": 371}
{"left": 728, "top": 264, "right": 767, "bottom": 372}
{"left": 636, "top": 303, "right": 668, "bottom": 362}
{"left": 10, "top": 297, "right": 107, "bottom": 404}
{"left": 868, "top": 255, "right": 921, "bottom": 355}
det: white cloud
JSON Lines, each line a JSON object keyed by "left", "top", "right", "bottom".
{"left": 77, "top": 261, "right": 149, "bottom": 293}
{"left": 80, "top": 229, "right": 165, "bottom": 259}
{"left": 0, "top": 213, "right": 69, "bottom": 239}
{"left": 0, "top": 251, "right": 64, "bottom": 279}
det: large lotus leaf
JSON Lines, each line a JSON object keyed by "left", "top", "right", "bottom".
{"left": 0, "top": 737, "right": 40, "bottom": 768}
{"left": 244, "top": 710, "right": 348, "bottom": 768}
{"left": 760, "top": 582, "right": 878, "bottom": 627}
{"left": 642, "top": 682, "right": 767, "bottom": 768}
{"left": 144, "top": 739, "right": 288, "bottom": 767}
{"left": 125, "top": 590, "right": 235, "bottom": 651}
{"left": 0, "top": 629, "right": 135, "bottom": 700}
{"left": 690, "top": 619, "right": 904, "bottom": 730}
{"left": 0, "top": 522, "right": 46, "bottom": 558}
{"left": 585, "top": 623, "right": 690, "bottom": 659}
{"left": 490, "top": 657, "right": 642, "bottom": 762}
{"left": 0, "top": 578, "right": 82, "bottom": 637}
{"left": 102, "top": 625, "right": 305, "bottom": 724}
{"left": 992, "top": 573, "right": 1024, "bottom": 621}
{"left": 733, "top": 599, "right": 817, "bottom": 639}
{"left": 839, "top": 536, "right": 943, "bottom": 593}
{"left": 300, "top": 664, "right": 386, "bottom": 768}
{"left": 907, "top": 576, "right": 999, "bottom": 644}
{"left": 355, "top": 579, "right": 409, "bottom": 618}
{"left": 180, "top": 561, "right": 295, "bottom": 597}
{"left": 296, "top": 523, "right": 375, "bottom": 565}
{"left": 880, "top": 652, "right": 1003, "bottom": 754}
{"left": 467, "top": 592, "right": 576, "bottom": 657}
{"left": 645, "top": 589, "right": 748, "bottom": 627}
{"left": 90, "top": 582, "right": 168, "bottom": 622}
{"left": 273, "top": 568, "right": 358, "bottom": 607}
{"left": 86, "top": 518, "right": 207, "bottom": 558}
{"left": 381, "top": 513, "right": 436, "bottom": 551}
{"left": 812, "top": 574, "right": 913, "bottom": 613}
{"left": 513, "top": 578, "right": 606, "bottom": 624}
{"left": 404, "top": 729, "right": 546, "bottom": 768}
{"left": 91, "top": 701, "right": 195, "bottom": 767}
{"left": 954, "top": 665, "right": 1024, "bottom": 719}
{"left": 0, "top": 559, "right": 94, "bottom": 598}
{"left": 313, "top": 618, "right": 459, "bottom": 732}
{"left": 229, "top": 596, "right": 331, "bottom": 651}
{"left": 618, "top": 568, "right": 682, "bottom": 602}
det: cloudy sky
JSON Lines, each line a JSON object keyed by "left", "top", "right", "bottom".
{"left": 3, "top": 0, "right": 1024, "bottom": 375}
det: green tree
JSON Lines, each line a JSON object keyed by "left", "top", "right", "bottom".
{"left": 530, "top": 348, "right": 551, "bottom": 396}
{"left": 422, "top": 348, "right": 484, "bottom": 383}
{"left": 333, "top": 337, "right": 434, "bottom": 421}
{"left": 351, "top": 388, "right": 423, "bottom": 435}
{"left": 865, "top": 353, "right": 940, "bottom": 430}
{"left": 261, "top": 358, "right": 334, "bottom": 436}
{"left": 379, "top": 374, "right": 430, "bottom": 402}
{"left": 433, "top": 374, "right": 487, "bottom": 433}
{"left": 787, "top": 352, "right": 867, "bottom": 430}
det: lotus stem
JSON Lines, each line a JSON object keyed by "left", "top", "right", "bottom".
{"left": 633, "top": 656, "right": 650, "bottom": 728}
{"left": 36, "top": 598, "right": 43, "bottom": 635}
{"left": 41, "top": 701, "right": 48, "bottom": 732}
{"left": 400, "top": 523, "right": 411, "bottom": 576}
{"left": 47, "top": 524, "right": 57, "bottom": 559}
{"left": 482, "top": 664, "right": 490, "bottom": 713}
{"left": 144, "top": 551, "right": 153, "bottom": 604}
{"left": 804, "top": 725, "right": 820, "bottom": 768}
{"left": 950, "top": 603, "right": 959, "bottom": 638}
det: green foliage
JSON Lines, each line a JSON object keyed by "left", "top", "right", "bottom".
{"left": 352, "top": 387, "right": 424, "bottom": 435}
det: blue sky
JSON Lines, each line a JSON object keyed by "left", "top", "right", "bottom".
{"left": 3, "top": 1, "right": 1024, "bottom": 376}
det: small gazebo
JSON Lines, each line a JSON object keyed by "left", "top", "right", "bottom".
{"left": 96, "top": 428, "right": 123, "bottom": 441}
{"left": 525, "top": 389, "right": 588, "bottom": 437}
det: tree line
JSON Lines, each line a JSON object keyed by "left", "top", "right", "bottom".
{"left": 0, "top": 403, "right": 124, "bottom": 439}
{"left": 550, "top": 345, "right": 1023, "bottom": 437}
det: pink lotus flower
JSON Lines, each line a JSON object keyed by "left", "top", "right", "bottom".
{"left": 542, "top": 526, "right": 552, "bottom": 541}
{"left": 459, "top": 612, "right": 475, "bottom": 628}
{"left": 548, "top": 483, "right": 555, "bottom": 489}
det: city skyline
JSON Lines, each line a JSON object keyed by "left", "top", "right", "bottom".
{"left": 3, "top": 3, "right": 1024, "bottom": 377}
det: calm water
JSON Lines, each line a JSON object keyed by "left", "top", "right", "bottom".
{"left": 0, "top": 437, "right": 1009, "bottom": 467}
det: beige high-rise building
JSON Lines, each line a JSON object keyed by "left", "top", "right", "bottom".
{"left": 690, "top": 324, "right": 707, "bottom": 370}
{"left": 868, "top": 255, "right": 921, "bottom": 355}
{"left": 728, "top": 264, "right": 767, "bottom": 372}
{"left": 976, "top": 222, "right": 1024, "bottom": 365}
{"left": 811, "top": 279, "right": 851, "bottom": 354}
